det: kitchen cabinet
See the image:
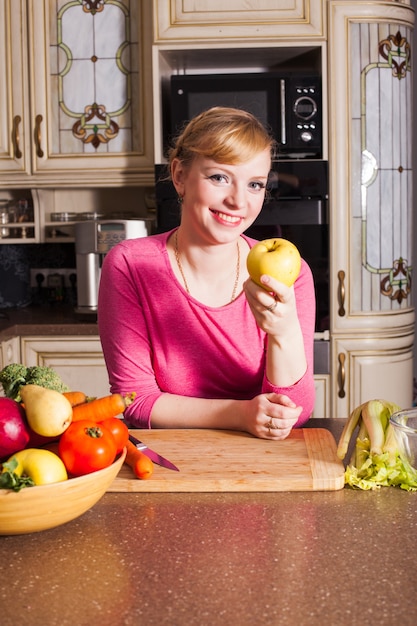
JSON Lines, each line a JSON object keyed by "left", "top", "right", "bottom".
{"left": 154, "top": 0, "right": 326, "bottom": 42}
{"left": 0, "top": 337, "right": 20, "bottom": 372}
{"left": 0, "top": 0, "right": 154, "bottom": 189}
{"left": 0, "top": 1, "right": 27, "bottom": 177}
{"left": 333, "top": 334, "right": 414, "bottom": 412}
{"left": 312, "top": 375, "right": 330, "bottom": 418}
{"left": 328, "top": 1, "right": 415, "bottom": 416}
{"left": 20, "top": 336, "right": 111, "bottom": 399}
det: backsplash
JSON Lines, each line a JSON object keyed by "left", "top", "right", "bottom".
{"left": 0, "top": 243, "right": 76, "bottom": 309}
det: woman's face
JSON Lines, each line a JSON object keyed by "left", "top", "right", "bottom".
{"left": 171, "top": 149, "right": 271, "bottom": 244}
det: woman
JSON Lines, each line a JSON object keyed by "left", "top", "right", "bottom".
{"left": 98, "top": 107, "right": 316, "bottom": 440}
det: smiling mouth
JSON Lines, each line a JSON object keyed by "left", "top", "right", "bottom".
{"left": 210, "top": 209, "right": 242, "bottom": 224}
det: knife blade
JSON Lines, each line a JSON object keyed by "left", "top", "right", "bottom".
{"left": 128, "top": 434, "right": 180, "bottom": 471}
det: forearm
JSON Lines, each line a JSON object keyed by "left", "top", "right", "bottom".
{"left": 266, "top": 323, "right": 307, "bottom": 387}
{"left": 150, "top": 393, "right": 244, "bottom": 430}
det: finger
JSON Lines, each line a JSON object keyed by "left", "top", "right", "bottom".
{"left": 263, "top": 421, "right": 292, "bottom": 440}
{"left": 266, "top": 393, "right": 298, "bottom": 409}
{"left": 259, "top": 275, "right": 291, "bottom": 300}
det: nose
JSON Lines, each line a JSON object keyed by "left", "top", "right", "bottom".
{"left": 226, "top": 184, "right": 246, "bottom": 210}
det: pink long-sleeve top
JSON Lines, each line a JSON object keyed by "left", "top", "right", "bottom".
{"left": 97, "top": 230, "right": 316, "bottom": 428}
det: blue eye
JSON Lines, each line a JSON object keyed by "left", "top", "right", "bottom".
{"left": 250, "top": 181, "right": 266, "bottom": 191}
{"left": 208, "top": 174, "right": 227, "bottom": 183}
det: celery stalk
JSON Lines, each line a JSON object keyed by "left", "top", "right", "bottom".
{"left": 337, "top": 402, "right": 365, "bottom": 460}
{"left": 360, "top": 399, "right": 386, "bottom": 455}
{"left": 355, "top": 419, "right": 370, "bottom": 469}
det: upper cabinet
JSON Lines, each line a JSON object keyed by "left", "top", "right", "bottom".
{"left": 153, "top": 0, "right": 326, "bottom": 42}
{"left": 0, "top": 1, "right": 27, "bottom": 178}
{"left": 0, "top": 0, "right": 154, "bottom": 188}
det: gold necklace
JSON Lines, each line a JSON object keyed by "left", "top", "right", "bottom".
{"left": 174, "top": 230, "right": 241, "bottom": 303}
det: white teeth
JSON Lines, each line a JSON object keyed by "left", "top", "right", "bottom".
{"left": 214, "top": 211, "right": 240, "bottom": 223}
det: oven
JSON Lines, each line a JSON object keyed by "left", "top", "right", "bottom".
{"left": 155, "top": 160, "right": 329, "bottom": 374}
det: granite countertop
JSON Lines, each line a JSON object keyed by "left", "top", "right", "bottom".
{"left": 1, "top": 419, "right": 417, "bottom": 626}
{"left": 0, "top": 304, "right": 98, "bottom": 339}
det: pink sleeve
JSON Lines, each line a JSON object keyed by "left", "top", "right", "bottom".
{"left": 97, "top": 244, "right": 165, "bottom": 428}
{"left": 261, "top": 259, "right": 316, "bottom": 426}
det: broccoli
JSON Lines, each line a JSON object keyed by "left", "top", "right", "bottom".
{"left": 0, "top": 363, "right": 70, "bottom": 402}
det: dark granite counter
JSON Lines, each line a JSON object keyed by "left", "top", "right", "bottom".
{"left": 0, "top": 304, "right": 98, "bottom": 339}
{"left": 1, "top": 419, "right": 417, "bottom": 626}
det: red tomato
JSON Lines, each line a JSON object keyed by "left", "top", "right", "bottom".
{"left": 58, "top": 419, "right": 117, "bottom": 476}
{"left": 99, "top": 417, "right": 129, "bottom": 454}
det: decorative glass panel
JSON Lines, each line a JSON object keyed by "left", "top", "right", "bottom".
{"left": 50, "top": 0, "right": 140, "bottom": 155}
{"left": 351, "top": 22, "right": 412, "bottom": 312}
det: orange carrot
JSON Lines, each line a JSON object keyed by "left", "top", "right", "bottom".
{"left": 125, "top": 439, "right": 154, "bottom": 479}
{"left": 71, "top": 392, "right": 136, "bottom": 423}
{"left": 62, "top": 391, "right": 90, "bottom": 407}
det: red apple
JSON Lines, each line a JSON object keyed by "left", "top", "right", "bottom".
{"left": 246, "top": 238, "right": 301, "bottom": 288}
{"left": 0, "top": 397, "right": 30, "bottom": 460}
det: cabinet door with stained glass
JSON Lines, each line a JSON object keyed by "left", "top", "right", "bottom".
{"left": 28, "top": 0, "right": 154, "bottom": 185}
{"left": 329, "top": 2, "right": 414, "bottom": 332}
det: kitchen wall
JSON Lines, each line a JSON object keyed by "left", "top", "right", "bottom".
{"left": 0, "top": 243, "right": 75, "bottom": 309}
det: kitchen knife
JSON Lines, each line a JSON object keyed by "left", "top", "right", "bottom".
{"left": 128, "top": 434, "right": 180, "bottom": 472}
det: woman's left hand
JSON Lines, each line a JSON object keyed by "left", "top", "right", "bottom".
{"left": 243, "top": 274, "right": 299, "bottom": 336}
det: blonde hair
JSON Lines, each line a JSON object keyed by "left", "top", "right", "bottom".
{"left": 168, "top": 107, "right": 275, "bottom": 170}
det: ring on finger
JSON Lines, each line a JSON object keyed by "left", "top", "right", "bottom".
{"left": 266, "top": 418, "right": 279, "bottom": 430}
{"left": 265, "top": 300, "right": 277, "bottom": 313}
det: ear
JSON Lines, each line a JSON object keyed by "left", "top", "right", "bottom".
{"left": 171, "top": 158, "right": 186, "bottom": 197}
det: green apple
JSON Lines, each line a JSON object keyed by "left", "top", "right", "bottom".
{"left": 246, "top": 238, "right": 301, "bottom": 287}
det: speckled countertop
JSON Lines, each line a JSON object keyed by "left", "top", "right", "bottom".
{"left": 0, "top": 304, "right": 98, "bottom": 339}
{"left": 1, "top": 419, "right": 417, "bottom": 626}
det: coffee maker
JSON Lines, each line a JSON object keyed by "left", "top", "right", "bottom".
{"left": 75, "top": 219, "right": 153, "bottom": 314}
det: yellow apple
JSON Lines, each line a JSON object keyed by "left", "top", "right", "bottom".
{"left": 6, "top": 448, "right": 68, "bottom": 485}
{"left": 246, "top": 238, "right": 301, "bottom": 287}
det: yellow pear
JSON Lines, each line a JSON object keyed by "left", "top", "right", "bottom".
{"left": 20, "top": 384, "right": 72, "bottom": 437}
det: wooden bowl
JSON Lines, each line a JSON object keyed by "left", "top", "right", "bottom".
{"left": 0, "top": 449, "right": 126, "bottom": 535}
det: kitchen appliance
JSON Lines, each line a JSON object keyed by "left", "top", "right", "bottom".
{"left": 75, "top": 219, "right": 153, "bottom": 314}
{"left": 168, "top": 72, "right": 322, "bottom": 159}
{"left": 155, "top": 160, "right": 330, "bottom": 374}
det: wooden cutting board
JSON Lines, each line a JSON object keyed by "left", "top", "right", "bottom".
{"left": 108, "top": 428, "right": 345, "bottom": 492}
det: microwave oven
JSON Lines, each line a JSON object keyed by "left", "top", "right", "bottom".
{"left": 168, "top": 72, "right": 322, "bottom": 159}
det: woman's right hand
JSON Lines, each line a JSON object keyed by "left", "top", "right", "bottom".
{"left": 241, "top": 392, "right": 302, "bottom": 440}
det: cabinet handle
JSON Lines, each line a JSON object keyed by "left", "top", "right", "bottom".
{"left": 337, "top": 270, "right": 346, "bottom": 316}
{"left": 12, "top": 115, "right": 22, "bottom": 159}
{"left": 337, "top": 352, "right": 346, "bottom": 398}
{"left": 34, "top": 114, "right": 44, "bottom": 158}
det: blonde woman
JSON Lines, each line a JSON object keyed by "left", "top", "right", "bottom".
{"left": 98, "top": 107, "right": 316, "bottom": 439}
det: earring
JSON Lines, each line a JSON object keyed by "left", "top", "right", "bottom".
{"left": 177, "top": 195, "right": 183, "bottom": 204}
